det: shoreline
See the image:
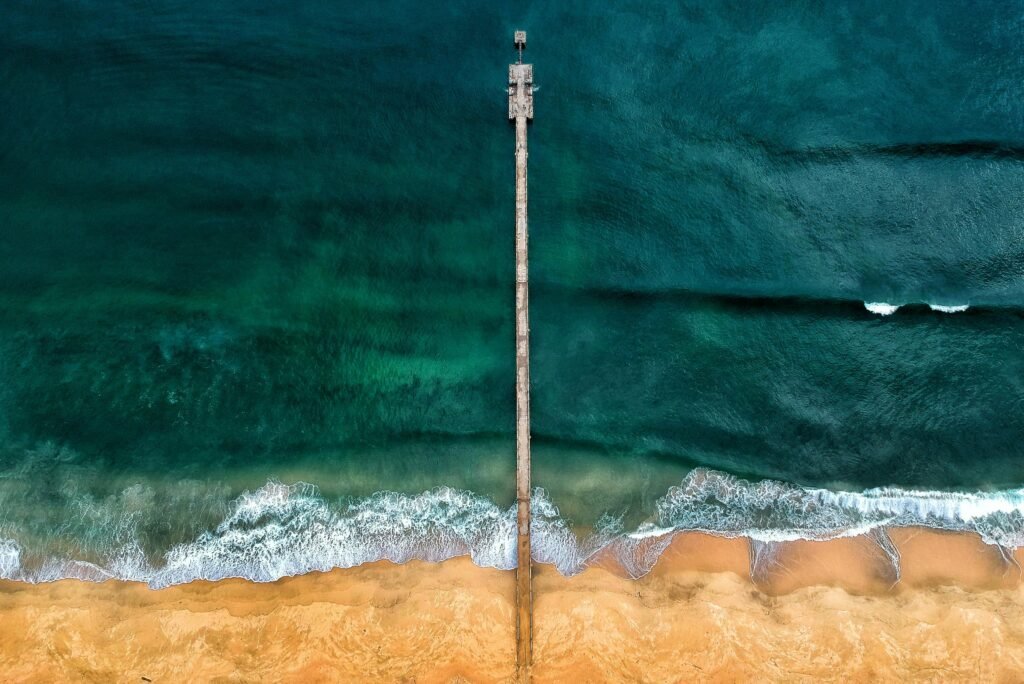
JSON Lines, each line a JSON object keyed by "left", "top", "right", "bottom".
{"left": 2, "top": 529, "right": 1024, "bottom": 681}
{"left": 6, "top": 466, "right": 1024, "bottom": 586}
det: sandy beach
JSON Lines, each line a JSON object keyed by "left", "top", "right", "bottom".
{"left": 2, "top": 529, "right": 1023, "bottom": 682}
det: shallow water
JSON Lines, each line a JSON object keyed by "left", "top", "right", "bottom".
{"left": 1, "top": 0, "right": 1023, "bottom": 579}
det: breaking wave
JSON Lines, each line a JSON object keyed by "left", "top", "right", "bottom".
{"left": 865, "top": 301, "right": 972, "bottom": 315}
{"left": 864, "top": 302, "right": 900, "bottom": 315}
{"left": 2, "top": 469, "right": 1023, "bottom": 586}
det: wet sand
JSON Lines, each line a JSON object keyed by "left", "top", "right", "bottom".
{"left": 2, "top": 529, "right": 1023, "bottom": 682}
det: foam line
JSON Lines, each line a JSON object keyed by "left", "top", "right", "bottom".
{"left": 2, "top": 471, "right": 1024, "bottom": 586}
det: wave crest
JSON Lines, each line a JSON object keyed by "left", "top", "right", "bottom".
{"left": 656, "top": 469, "right": 1024, "bottom": 547}
{"left": 154, "top": 482, "right": 518, "bottom": 587}
{"left": 864, "top": 302, "right": 900, "bottom": 315}
{"left": 865, "top": 301, "right": 972, "bottom": 315}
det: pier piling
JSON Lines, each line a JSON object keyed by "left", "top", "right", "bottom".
{"left": 509, "top": 29, "right": 534, "bottom": 683}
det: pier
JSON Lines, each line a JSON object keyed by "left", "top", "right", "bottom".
{"left": 509, "top": 29, "right": 534, "bottom": 683}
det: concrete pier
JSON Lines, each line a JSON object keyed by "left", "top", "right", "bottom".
{"left": 509, "top": 29, "right": 534, "bottom": 683}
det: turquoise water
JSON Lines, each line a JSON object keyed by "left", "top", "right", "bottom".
{"left": 2, "top": 1, "right": 1024, "bottom": 583}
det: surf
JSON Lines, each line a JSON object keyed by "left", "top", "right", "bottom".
{"left": 2, "top": 470, "right": 1024, "bottom": 587}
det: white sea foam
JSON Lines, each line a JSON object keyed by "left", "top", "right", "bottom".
{"left": 151, "top": 482, "right": 520, "bottom": 587}
{"left": 864, "top": 301, "right": 972, "bottom": 316}
{"left": 0, "top": 539, "right": 21, "bottom": 580}
{"left": 656, "top": 469, "right": 1024, "bottom": 548}
{"left": 4, "top": 471, "right": 1024, "bottom": 586}
{"left": 864, "top": 302, "right": 900, "bottom": 315}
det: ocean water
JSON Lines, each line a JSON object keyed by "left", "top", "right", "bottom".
{"left": 2, "top": 0, "right": 1024, "bottom": 584}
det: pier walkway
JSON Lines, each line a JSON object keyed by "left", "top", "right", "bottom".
{"left": 509, "top": 29, "right": 534, "bottom": 683}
